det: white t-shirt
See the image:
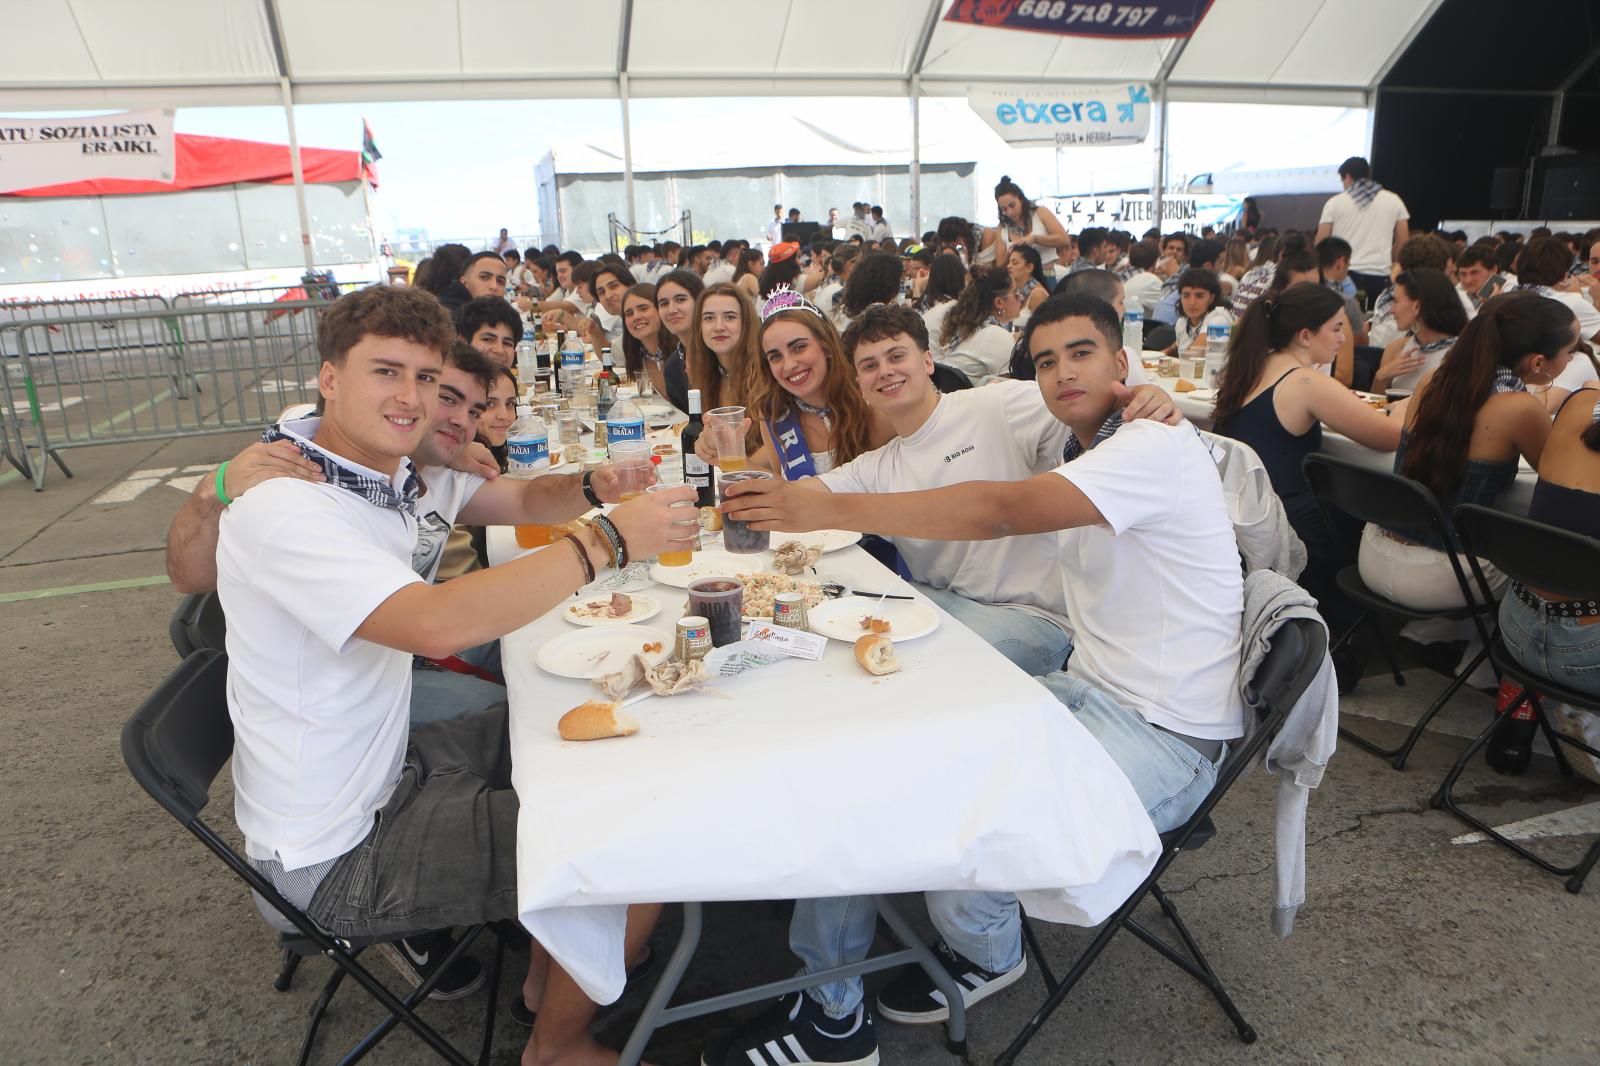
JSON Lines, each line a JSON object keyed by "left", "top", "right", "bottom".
{"left": 1051, "top": 419, "right": 1245, "bottom": 739}
{"left": 414, "top": 466, "right": 487, "bottom": 581}
{"left": 921, "top": 300, "right": 955, "bottom": 358}
{"left": 218, "top": 449, "right": 426, "bottom": 870}
{"left": 1549, "top": 288, "right": 1600, "bottom": 343}
{"left": 818, "top": 380, "right": 1072, "bottom": 631}
{"left": 1122, "top": 270, "right": 1163, "bottom": 317}
{"left": 1390, "top": 336, "right": 1456, "bottom": 392}
{"left": 943, "top": 323, "right": 1017, "bottom": 386}
{"left": 869, "top": 219, "right": 893, "bottom": 242}
{"left": 1318, "top": 188, "right": 1409, "bottom": 275}
{"left": 1555, "top": 350, "right": 1599, "bottom": 394}
{"left": 703, "top": 262, "right": 736, "bottom": 287}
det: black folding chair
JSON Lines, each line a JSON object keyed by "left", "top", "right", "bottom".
{"left": 168, "top": 591, "right": 227, "bottom": 657}
{"left": 1431, "top": 504, "right": 1600, "bottom": 892}
{"left": 121, "top": 649, "right": 504, "bottom": 1065}
{"left": 932, "top": 361, "right": 975, "bottom": 393}
{"left": 997, "top": 617, "right": 1328, "bottom": 1065}
{"left": 1303, "top": 454, "right": 1500, "bottom": 769}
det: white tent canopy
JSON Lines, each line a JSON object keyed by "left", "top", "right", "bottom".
{"left": 1, "top": 0, "right": 1443, "bottom": 110}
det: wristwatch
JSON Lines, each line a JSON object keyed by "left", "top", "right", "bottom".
{"left": 581, "top": 469, "right": 604, "bottom": 508}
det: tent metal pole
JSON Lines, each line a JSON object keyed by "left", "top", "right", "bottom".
{"left": 909, "top": 75, "right": 921, "bottom": 239}
{"left": 1149, "top": 38, "right": 1188, "bottom": 233}
{"left": 619, "top": 73, "right": 637, "bottom": 240}
{"left": 279, "top": 76, "right": 316, "bottom": 275}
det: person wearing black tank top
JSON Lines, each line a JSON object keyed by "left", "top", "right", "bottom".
{"left": 1499, "top": 386, "right": 1600, "bottom": 698}
{"left": 1212, "top": 283, "right": 1403, "bottom": 656}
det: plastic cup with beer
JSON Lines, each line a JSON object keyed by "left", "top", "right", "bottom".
{"left": 707, "top": 406, "right": 748, "bottom": 473}
{"left": 647, "top": 482, "right": 698, "bottom": 566}
{"left": 608, "top": 440, "right": 655, "bottom": 500}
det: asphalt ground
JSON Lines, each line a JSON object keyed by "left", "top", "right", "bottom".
{"left": 3, "top": 425, "right": 1598, "bottom": 1066}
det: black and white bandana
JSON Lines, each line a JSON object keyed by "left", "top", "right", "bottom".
{"left": 261, "top": 418, "right": 421, "bottom": 516}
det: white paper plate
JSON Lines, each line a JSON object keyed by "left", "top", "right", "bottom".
{"left": 563, "top": 593, "right": 663, "bottom": 627}
{"left": 806, "top": 596, "right": 940, "bottom": 644}
{"left": 771, "top": 529, "right": 861, "bottom": 554}
{"left": 650, "top": 547, "right": 774, "bottom": 589}
{"left": 535, "top": 625, "right": 673, "bottom": 679}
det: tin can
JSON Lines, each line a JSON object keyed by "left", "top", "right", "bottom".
{"left": 772, "top": 591, "right": 809, "bottom": 631}
{"left": 675, "top": 615, "right": 713, "bottom": 661}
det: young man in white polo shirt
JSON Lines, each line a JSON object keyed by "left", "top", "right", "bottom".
{"left": 703, "top": 296, "right": 1237, "bottom": 1066}
{"left": 210, "top": 287, "right": 698, "bottom": 1065}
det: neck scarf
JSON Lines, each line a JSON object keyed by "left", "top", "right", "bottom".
{"left": 1520, "top": 283, "right": 1559, "bottom": 300}
{"left": 1062, "top": 410, "right": 1123, "bottom": 462}
{"left": 1412, "top": 334, "right": 1455, "bottom": 355}
{"left": 1348, "top": 178, "right": 1383, "bottom": 209}
{"left": 261, "top": 420, "right": 421, "bottom": 516}
{"left": 1492, "top": 366, "right": 1528, "bottom": 395}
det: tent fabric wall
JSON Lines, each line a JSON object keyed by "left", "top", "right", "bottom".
{"left": 0, "top": 1, "right": 1443, "bottom": 108}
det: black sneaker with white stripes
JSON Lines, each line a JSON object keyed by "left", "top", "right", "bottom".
{"left": 374, "top": 930, "right": 485, "bottom": 1001}
{"left": 875, "top": 937, "right": 1027, "bottom": 1025}
{"left": 701, "top": 991, "right": 879, "bottom": 1066}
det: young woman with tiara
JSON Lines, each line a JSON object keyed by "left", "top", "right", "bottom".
{"left": 695, "top": 286, "right": 891, "bottom": 478}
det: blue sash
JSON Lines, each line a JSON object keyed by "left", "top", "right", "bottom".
{"left": 767, "top": 407, "right": 817, "bottom": 481}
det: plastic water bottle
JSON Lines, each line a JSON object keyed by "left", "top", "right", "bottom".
{"left": 1205, "top": 321, "right": 1231, "bottom": 388}
{"left": 607, "top": 386, "right": 646, "bottom": 446}
{"left": 1123, "top": 309, "right": 1143, "bottom": 355}
{"left": 505, "top": 404, "right": 550, "bottom": 479}
{"left": 515, "top": 339, "right": 537, "bottom": 387}
{"left": 559, "top": 333, "right": 584, "bottom": 394}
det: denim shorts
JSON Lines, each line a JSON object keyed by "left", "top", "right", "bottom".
{"left": 1498, "top": 592, "right": 1600, "bottom": 700}
{"left": 307, "top": 702, "right": 522, "bottom": 941}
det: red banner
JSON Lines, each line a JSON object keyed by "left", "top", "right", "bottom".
{"left": 944, "top": 0, "right": 1212, "bottom": 40}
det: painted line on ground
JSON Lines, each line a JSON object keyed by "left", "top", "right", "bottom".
{"left": 0, "top": 383, "right": 177, "bottom": 487}
{"left": 0, "top": 574, "right": 170, "bottom": 604}
{"left": 1451, "top": 801, "right": 1600, "bottom": 845}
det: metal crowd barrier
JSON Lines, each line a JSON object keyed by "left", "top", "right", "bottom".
{"left": 170, "top": 280, "right": 370, "bottom": 309}
{"left": 8, "top": 299, "right": 334, "bottom": 491}
{"left": 0, "top": 294, "right": 174, "bottom": 360}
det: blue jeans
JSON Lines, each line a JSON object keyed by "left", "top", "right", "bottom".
{"left": 914, "top": 582, "right": 1073, "bottom": 677}
{"left": 1499, "top": 592, "right": 1600, "bottom": 700}
{"left": 408, "top": 639, "right": 505, "bottom": 727}
{"left": 790, "top": 671, "right": 1220, "bottom": 1018}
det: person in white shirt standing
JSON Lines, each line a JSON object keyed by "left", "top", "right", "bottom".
{"left": 213, "top": 286, "right": 697, "bottom": 1066}
{"left": 868, "top": 205, "right": 893, "bottom": 243}
{"left": 1315, "top": 156, "right": 1410, "bottom": 308}
{"left": 766, "top": 204, "right": 785, "bottom": 248}
{"left": 714, "top": 292, "right": 1244, "bottom": 1060}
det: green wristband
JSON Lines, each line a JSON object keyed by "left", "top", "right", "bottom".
{"left": 214, "top": 462, "right": 233, "bottom": 507}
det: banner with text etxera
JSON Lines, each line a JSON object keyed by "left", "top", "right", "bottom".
{"left": 945, "top": 0, "right": 1212, "bottom": 39}
{"left": 971, "top": 85, "right": 1151, "bottom": 147}
{"left": 0, "top": 110, "right": 175, "bottom": 194}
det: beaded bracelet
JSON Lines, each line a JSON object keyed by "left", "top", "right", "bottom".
{"left": 559, "top": 532, "right": 596, "bottom": 585}
{"left": 592, "top": 513, "right": 629, "bottom": 569}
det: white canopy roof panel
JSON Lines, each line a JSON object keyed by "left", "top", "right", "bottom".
{"left": 0, "top": 0, "right": 1443, "bottom": 109}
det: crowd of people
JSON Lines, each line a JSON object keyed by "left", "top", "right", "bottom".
{"left": 163, "top": 156, "right": 1600, "bottom": 1066}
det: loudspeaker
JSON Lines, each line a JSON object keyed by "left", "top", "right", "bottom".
{"left": 1489, "top": 167, "right": 1522, "bottom": 212}
{"left": 1533, "top": 154, "right": 1600, "bottom": 220}
{"left": 781, "top": 221, "right": 821, "bottom": 245}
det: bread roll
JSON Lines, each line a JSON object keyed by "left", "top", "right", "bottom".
{"left": 558, "top": 700, "right": 639, "bottom": 741}
{"left": 854, "top": 634, "right": 901, "bottom": 677}
{"left": 700, "top": 506, "right": 724, "bottom": 532}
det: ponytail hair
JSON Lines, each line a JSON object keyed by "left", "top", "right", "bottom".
{"left": 1402, "top": 291, "right": 1578, "bottom": 502}
{"left": 1212, "top": 282, "right": 1345, "bottom": 428}
{"left": 994, "top": 174, "right": 1034, "bottom": 232}
{"left": 942, "top": 266, "right": 1012, "bottom": 349}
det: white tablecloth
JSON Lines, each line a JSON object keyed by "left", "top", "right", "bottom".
{"left": 1144, "top": 366, "right": 1537, "bottom": 515}
{"left": 497, "top": 540, "right": 1161, "bottom": 1004}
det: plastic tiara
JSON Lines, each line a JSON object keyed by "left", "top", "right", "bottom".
{"left": 759, "top": 284, "right": 823, "bottom": 321}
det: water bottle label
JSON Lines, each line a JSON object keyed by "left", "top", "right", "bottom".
{"left": 1207, "top": 324, "right": 1229, "bottom": 340}
{"left": 561, "top": 350, "right": 584, "bottom": 367}
{"left": 506, "top": 436, "right": 549, "bottom": 473}
{"left": 608, "top": 418, "right": 645, "bottom": 443}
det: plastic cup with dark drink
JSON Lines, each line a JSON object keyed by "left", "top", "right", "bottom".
{"left": 720, "top": 470, "right": 773, "bottom": 553}
{"left": 1385, "top": 387, "right": 1413, "bottom": 406}
{"left": 688, "top": 578, "right": 745, "bottom": 646}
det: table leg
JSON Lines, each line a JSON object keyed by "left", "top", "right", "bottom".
{"left": 872, "top": 894, "right": 967, "bottom": 1056}
{"left": 616, "top": 901, "right": 702, "bottom": 1066}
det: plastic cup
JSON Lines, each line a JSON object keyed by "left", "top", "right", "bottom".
{"left": 648, "top": 483, "right": 697, "bottom": 566}
{"left": 610, "top": 440, "right": 654, "bottom": 500}
{"left": 720, "top": 470, "right": 773, "bottom": 553}
{"left": 688, "top": 578, "right": 744, "bottom": 646}
{"left": 1384, "top": 387, "right": 1413, "bottom": 405}
{"left": 707, "top": 406, "right": 748, "bottom": 470}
